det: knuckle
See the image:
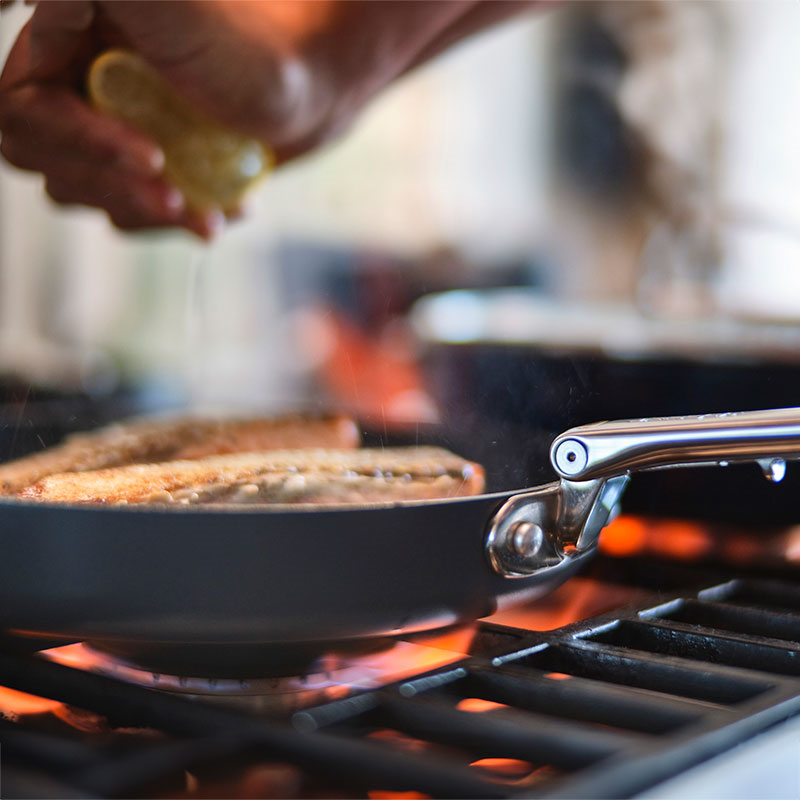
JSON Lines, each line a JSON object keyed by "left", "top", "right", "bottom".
{"left": 44, "top": 181, "right": 66, "bottom": 204}
{"left": 44, "top": 180, "right": 76, "bottom": 205}
{"left": 0, "top": 134, "right": 46, "bottom": 173}
{"left": 246, "top": 56, "right": 316, "bottom": 141}
{"left": 0, "top": 134, "right": 16, "bottom": 164}
{"left": 0, "top": 134, "right": 27, "bottom": 169}
{"left": 0, "top": 86, "right": 34, "bottom": 128}
{"left": 0, "top": 95, "right": 13, "bottom": 131}
{"left": 106, "top": 207, "right": 146, "bottom": 232}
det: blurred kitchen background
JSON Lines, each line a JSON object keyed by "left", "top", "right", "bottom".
{"left": 1, "top": 1, "right": 800, "bottom": 452}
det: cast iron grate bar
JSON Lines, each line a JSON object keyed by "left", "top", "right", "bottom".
{"left": 701, "top": 578, "right": 800, "bottom": 612}
{"left": 434, "top": 665, "right": 708, "bottom": 734}
{"left": 495, "top": 640, "right": 773, "bottom": 705}
{"left": 0, "top": 718, "right": 247, "bottom": 798}
{"left": 0, "top": 651, "right": 503, "bottom": 799}
{"left": 589, "top": 618, "right": 800, "bottom": 676}
{"left": 1, "top": 764, "right": 98, "bottom": 800}
{"left": 67, "top": 737, "right": 249, "bottom": 799}
{"left": 0, "top": 718, "right": 101, "bottom": 774}
{"left": 4, "top": 576, "right": 800, "bottom": 798}
{"left": 375, "top": 692, "right": 640, "bottom": 769}
{"left": 665, "top": 598, "right": 800, "bottom": 642}
{"left": 300, "top": 577, "right": 800, "bottom": 798}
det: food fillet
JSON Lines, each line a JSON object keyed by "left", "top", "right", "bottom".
{"left": 0, "top": 414, "right": 359, "bottom": 495}
{"left": 18, "top": 447, "right": 485, "bottom": 505}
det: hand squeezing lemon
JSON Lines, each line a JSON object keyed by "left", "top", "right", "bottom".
{"left": 88, "top": 50, "right": 274, "bottom": 215}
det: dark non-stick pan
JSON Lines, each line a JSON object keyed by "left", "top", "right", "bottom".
{"left": 1, "top": 408, "right": 799, "bottom": 676}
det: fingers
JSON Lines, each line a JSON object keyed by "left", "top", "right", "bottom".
{"left": 0, "top": 10, "right": 230, "bottom": 238}
{"left": 27, "top": 0, "right": 95, "bottom": 78}
{"left": 0, "top": 10, "right": 92, "bottom": 92}
{"left": 0, "top": 21, "right": 159, "bottom": 175}
{"left": 43, "top": 170, "right": 224, "bottom": 239}
{"left": 0, "top": 84, "right": 223, "bottom": 238}
{"left": 44, "top": 171, "right": 181, "bottom": 220}
{"left": 0, "top": 84, "right": 164, "bottom": 174}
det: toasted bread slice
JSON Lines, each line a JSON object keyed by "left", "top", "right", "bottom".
{"left": 0, "top": 414, "right": 359, "bottom": 495}
{"left": 18, "top": 447, "right": 484, "bottom": 505}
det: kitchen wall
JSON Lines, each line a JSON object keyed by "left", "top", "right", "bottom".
{"left": 548, "top": 1, "right": 800, "bottom": 314}
{"left": 716, "top": 0, "right": 800, "bottom": 318}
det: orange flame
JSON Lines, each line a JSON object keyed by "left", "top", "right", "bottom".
{"left": 0, "top": 686, "right": 62, "bottom": 715}
{"left": 599, "top": 516, "right": 648, "bottom": 557}
{"left": 406, "top": 626, "right": 476, "bottom": 656}
{"left": 456, "top": 697, "right": 508, "bottom": 713}
{"left": 484, "top": 576, "right": 648, "bottom": 631}
{"left": 470, "top": 758, "right": 534, "bottom": 779}
{"left": 544, "top": 672, "right": 572, "bottom": 681}
{"left": 41, "top": 642, "right": 103, "bottom": 669}
{"left": 600, "top": 515, "right": 713, "bottom": 561}
{"left": 367, "top": 729, "right": 428, "bottom": 754}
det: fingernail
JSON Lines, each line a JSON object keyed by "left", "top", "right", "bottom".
{"left": 164, "top": 186, "right": 185, "bottom": 213}
{"left": 120, "top": 146, "right": 165, "bottom": 175}
{"left": 147, "top": 147, "right": 165, "bottom": 173}
{"left": 225, "top": 196, "right": 255, "bottom": 222}
{"left": 204, "top": 208, "right": 226, "bottom": 237}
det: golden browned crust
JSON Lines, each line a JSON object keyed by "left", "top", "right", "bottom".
{"left": 18, "top": 447, "right": 485, "bottom": 505}
{"left": 0, "top": 414, "right": 359, "bottom": 495}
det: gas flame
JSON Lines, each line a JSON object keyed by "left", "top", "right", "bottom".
{"left": 470, "top": 757, "right": 534, "bottom": 779}
{"left": 456, "top": 697, "right": 508, "bottom": 713}
{"left": 600, "top": 515, "right": 713, "bottom": 560}
{"left": 42, "top": 641, "right": 107, "bottom": 669}
{"left": 484, "top": 576, "right": 648, "bottom": 631}
{"left": 0, "top": 686, "right": 62, "bottom": 716}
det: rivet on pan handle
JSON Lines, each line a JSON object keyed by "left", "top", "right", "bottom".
{"left": 485, "top": 477, "right": 628, "bottom": 578}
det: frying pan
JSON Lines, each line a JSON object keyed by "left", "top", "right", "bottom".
{"left": 1, "top": 407, "right": 799, "bottom": 676}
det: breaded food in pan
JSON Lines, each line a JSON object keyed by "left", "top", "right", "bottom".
{"left": 0, "top": 414, "right": 359, "bottom": 495}
{"left": 18, "top": 447, "right": 485, "bottom": 505}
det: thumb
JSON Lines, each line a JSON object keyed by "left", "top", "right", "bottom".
{"left": 27, "top": 0, "right": 95, "bottom": 78}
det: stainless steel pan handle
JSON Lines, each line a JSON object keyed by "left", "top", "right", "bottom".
{"left": 486, "top": 407, "right": 800, "bottom": 578}
{"left": 550, "top": 407, "right": 800, "bottom": 482}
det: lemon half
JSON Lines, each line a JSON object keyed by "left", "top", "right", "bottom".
{"left": 88, "top": 49, "right": 273, "bottom": 213}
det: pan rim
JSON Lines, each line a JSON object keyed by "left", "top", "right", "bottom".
{"left": 0, "top": 487, "right": 529, "bottom": 515}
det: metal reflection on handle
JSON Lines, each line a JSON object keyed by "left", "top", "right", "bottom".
{"left": 550, "top": 407, "right": 800, "bottom": 482}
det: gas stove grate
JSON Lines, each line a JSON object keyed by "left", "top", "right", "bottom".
{"left": 3, "top": 576, "right": 800, "bottom": 798}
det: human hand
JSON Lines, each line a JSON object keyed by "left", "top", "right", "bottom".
{"left": 0, "top": 1, "right": 534, "bottom": 237}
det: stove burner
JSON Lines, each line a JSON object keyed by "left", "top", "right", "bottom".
{"left": 6, "top": 564, "right": 800, "bottom": 799}
{"left": 42, "top": 633, "right": 471, "bottom": 713}
{"left": 81, "top": 636, "right": 395, "bottom": 678}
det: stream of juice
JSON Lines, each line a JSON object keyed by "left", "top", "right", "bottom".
{"left": 182, "top": 245, "right": 208, "bottom": 408}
